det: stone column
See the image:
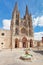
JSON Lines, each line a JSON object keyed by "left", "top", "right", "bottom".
{"left": 19, "top": 42, "right": 22, "bottom": 48}
{"left": 28, "top": 42, "right": 30, "bottom": 48}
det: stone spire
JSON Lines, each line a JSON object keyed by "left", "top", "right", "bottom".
{"left": 12, "top": 2, "right": 18, "bottom": 16}
{"left": 24, "top": 5, "right": 29, "bottom": 19}
{"left": 14, "top": 2, "right": 18, "bottom": 12}
{"left": 25, "top": 5, "right": 29, "bottom": 15}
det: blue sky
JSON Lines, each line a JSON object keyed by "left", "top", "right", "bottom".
{"left": 0, "top": 0, "right": 43, "bottom": 40}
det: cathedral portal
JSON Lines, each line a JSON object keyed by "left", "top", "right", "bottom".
{"left": 15, "top": 38, "right": 19, "bottom": 48}
{"left": 22, "top": 37, "right": 28, "bottom": 48}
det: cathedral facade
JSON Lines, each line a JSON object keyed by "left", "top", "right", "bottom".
{"left": 10, "top": 3, "right": 34, "bottom": 49}
{"left": 0, "top": 3, "right": 35, "bottom": 49}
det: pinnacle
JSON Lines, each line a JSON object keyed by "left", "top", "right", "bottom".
{"left": 25, "top": 5, "right": 29, "bottom": 15}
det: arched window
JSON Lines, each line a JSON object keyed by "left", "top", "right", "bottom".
{"left": 21, "top": 28, "right": 25, "bottom": 33}
{"left": 15, "top": 20, "right": 19, "bottom": 25}
{"left": 16, "top": 14, "right": 19, "bottom": 19}
{"left": 28, "top": 20, "right": 32, "bottom": 27}
{"left": 21, "top": 27, "right": 28, "bottom": 35}
{"left": 15, "top": 28, "right": 19, "bottom": 35}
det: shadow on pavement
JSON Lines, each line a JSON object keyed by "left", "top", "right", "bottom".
{"left": 33, "top": 51, "right": 43, "bottom": 55}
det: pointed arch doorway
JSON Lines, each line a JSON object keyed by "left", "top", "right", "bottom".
{"left": 15, "top": 38, "right": 19, "bottom": 48}
{"left": 22, "top": 37, "right": 28, "bottom": 48}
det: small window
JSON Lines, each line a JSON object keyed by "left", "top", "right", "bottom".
{"left": 1, "top": 43, "right": 4, "bottom": 45}
{"left": 15, "top": 20, "right": 19, "bottom": 25}
{"left": 16, "top": 14, "right": 19, "bottom": 19}
{"left": 15, "top": 28, "right": 19, "bottom": 35}
{"left": 1, "top": 33, "right": 4, "bottom": 36}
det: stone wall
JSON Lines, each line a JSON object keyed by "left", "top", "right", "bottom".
{"left": 0, "top": 29, "right": 11, "bottom": 50}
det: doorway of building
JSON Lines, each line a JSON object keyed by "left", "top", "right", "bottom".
{"left": 30, "top": 39, "right": 33, "bottom": 47}
{"left": 22, "top": 37, "right": 28, "bottom": 48}
{"left": 23, "top": 42, "right": 26, "bottom": 48}
{"left": 15, "top": 38, "right": 19, "bottom": 48}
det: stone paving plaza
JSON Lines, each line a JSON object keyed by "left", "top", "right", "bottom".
{"left": 0, "top": 48, "right": 43, "bottom": 65}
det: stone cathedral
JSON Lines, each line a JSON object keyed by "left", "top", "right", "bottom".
{"left": 0, "top": 3, "right": 35, "bottom": 49}
{"left": 10, "top": 2, "right": 34, "bottom": 48}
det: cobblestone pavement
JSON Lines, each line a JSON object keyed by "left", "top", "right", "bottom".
{"left": 0, "top": 49, "right": 43, "bottom": 65}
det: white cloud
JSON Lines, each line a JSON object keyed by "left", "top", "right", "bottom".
{"left": 34, "top": 32, "right": 43, "bottom": 40}
{"left": 2, "top": 19, "right": 11, "bottom": 30}
{"left": 32, "top": 16, "right": 43, "bottom": 27}
{"left": 32, "top": 16, "right": 43, "bottom": 40}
